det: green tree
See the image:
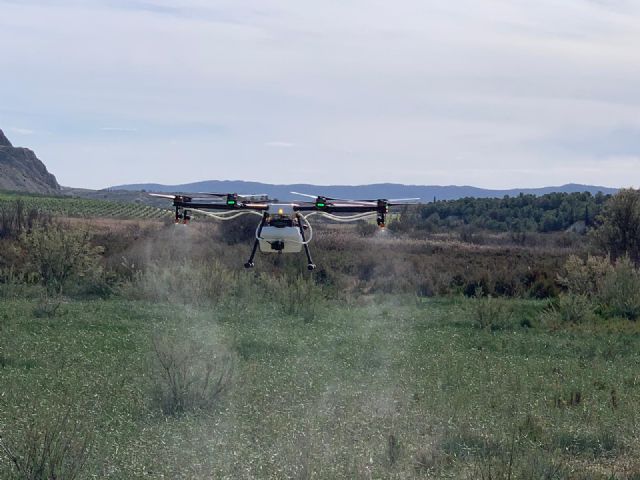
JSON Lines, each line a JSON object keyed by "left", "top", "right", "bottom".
{"left": 593, "top": 188, "right": 640, "bottom": 264}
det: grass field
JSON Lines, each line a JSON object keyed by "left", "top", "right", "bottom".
{"left": 2, "top": 291, "right": 639, "bottom": 479}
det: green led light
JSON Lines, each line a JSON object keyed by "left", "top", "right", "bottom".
{"left": 227, "top": 200, "right": 236, "bottom": 205}
{"left": 316, "top": 202, "right": 326, "bottom": 208}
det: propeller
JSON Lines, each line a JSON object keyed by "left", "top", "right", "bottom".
{"left": 387, "top": 198, "right": 420, "bottom": 204}
{"left": 290, "top": 191, "right": 318, "bottom": 199}
{"left": 290, "top": 191, "right": 419, "bottom": 205}
{"left": 195, "top": 192, "right": 270, "bottom": 202}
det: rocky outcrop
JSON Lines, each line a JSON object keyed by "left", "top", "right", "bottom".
{"left": 0, "top": 129, "right": 12, "bottom": 147}
{"left": 0, "top": 129, "right": 60, "bottom": 194}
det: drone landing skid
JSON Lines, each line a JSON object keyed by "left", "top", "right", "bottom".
{"left": 243, "top": 244, "right": 316, "bottom": 271}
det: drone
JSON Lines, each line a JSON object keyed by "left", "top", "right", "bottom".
{"left": 151, "top": 191, "right": 418, "bottom": 270}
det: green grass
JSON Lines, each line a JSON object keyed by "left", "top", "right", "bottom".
{"left": 0, "top": 191, "right": 170, "bottom": 219}
{"left": 1, "top": 294, "right": 639, "bottom": 478}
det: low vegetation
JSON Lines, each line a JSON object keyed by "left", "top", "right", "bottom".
{"left": 1, "top": 188, "right": 640, "bottom": 478}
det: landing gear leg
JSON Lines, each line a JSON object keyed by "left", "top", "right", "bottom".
{"left": 298, "top": 218, "right": 315, "bottom": 271}
{"left": 245, "top": 214, "right": 267, "bottom": 268}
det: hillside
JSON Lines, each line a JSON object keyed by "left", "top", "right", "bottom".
{"left": 112, "top": 180, "right": 618, "bottom": 201}
{"left": 0, "top": 129, "right": 60, "bottom": 194}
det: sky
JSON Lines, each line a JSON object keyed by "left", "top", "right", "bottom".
{"left": 1, "top": 0, "right": 639, "bottom": 189}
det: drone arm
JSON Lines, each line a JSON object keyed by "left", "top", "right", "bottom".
{"left": 295, "top": 205, "right": 376, "bottom": 213}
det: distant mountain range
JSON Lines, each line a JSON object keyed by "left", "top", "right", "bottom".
{"left": 0, "top": 129, "right": 60, "bottom": 194}
{"left": 0, "top": 127, "right": 621, "bottom": 201}
{"left": 112, "top": 180, "right": 618, "bottom": 201}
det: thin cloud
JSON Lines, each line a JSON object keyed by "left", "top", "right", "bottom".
{"left": 9, "top": 127, "right": 35, "bottom": 135}
{"left": 265, "top": 141, "right": 295, "bottom": 148}
{"left": 100, "top": 127, "right": 138, "bottom": 133}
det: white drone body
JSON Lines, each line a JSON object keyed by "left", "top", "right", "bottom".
{"left": 258, "top": 204, "right": 305, "bottom": 254}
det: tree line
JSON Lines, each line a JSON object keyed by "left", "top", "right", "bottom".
{"left": 391, "top": 191, "right": 611, "bottom": 233}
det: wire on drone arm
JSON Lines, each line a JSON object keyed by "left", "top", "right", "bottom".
{"left": 191, "top": 209, "right": 263, "bottom": 221}
{"left": 306, "top": 211, "right": 377, "bottom": 222}
{"left": 299, "top": 215, "right": 313, "bottom": 244}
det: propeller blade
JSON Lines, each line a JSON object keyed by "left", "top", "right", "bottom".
{"left": 196, "top": 192, "right": 269, "bottom": 200}
{"left": 149, "top": 193, "right": 178, "bottom": 199}
{"left": 195, "top": 192, "right": 227, "bottom": 197}
{"left": 291, "top": 191, "right": 377, "bottom": 205}
{"left": 290, "top": 191, "right": 318, "bottom": 199}
{"left": 238, "top": 194, "right": 270, "bottom": 201}
{"left": 388, "top": 198, "right": 420, "bottom": 203}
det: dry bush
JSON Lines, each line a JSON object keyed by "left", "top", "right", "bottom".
{"left": 540, "top": 294, "right": 594, "bottom": 326}
{"left": 282, "top": 275, "right": 324, "bottom": 323}
{"left": 31, "top": 297, "right": 63, "bottom": 318}
{"left": 469, "top": 289, "right": 514, "bottom": 330}
{"left": 414, "top": 444, "right": 444, "bottom": 473}
{"left": 20, "top": 222, "right": 104, "bottom": 294}
{"left": 355, "top": 220, "right": 378, "bottom": 237}
{"left": 0, "top": 414, "right": 92, "bottom": 480}
{"left": 598, "top": 256, "right": 640, "bottom": 320}
{"left": 0, "top": 200, "right": 50, "bottom": 239}
{"left": 557, "top": 254, "right": 613, "bottom": 296}
{"left": 150, "top": 333, "right": 234, "bottom": 416}
{"left": 558, "top": 254, "right": 640, "bottom": 320}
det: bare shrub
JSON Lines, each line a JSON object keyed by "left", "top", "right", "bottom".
{"left": 0, "top": 200, "right": 50, "bottom": 239}
{"left": 150, "top": 333, "right": 233, "bottom": 416}
{"left": 0, "top": 414, "right": 92, "bottom": 480}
